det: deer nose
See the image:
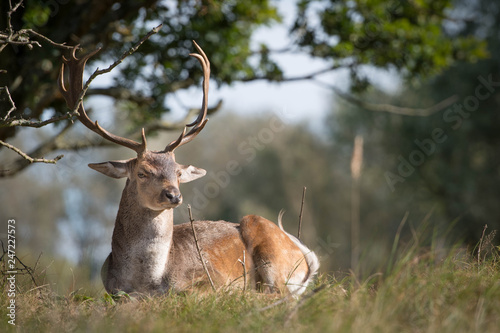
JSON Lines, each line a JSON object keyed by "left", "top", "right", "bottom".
{"left": 162, "top": 187, "right": 182, "bottom": 204}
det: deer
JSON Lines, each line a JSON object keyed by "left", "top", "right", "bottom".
{"left": 58, "top": 41, "right": 319, "bottom": 295}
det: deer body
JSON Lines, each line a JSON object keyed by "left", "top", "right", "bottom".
{"left": 59, "top": 42, "right": 319, "bottom": 296}
{"left": 98, "top": 151, "right": 317, "bottom": 294}
{"left": 102, "top": 216, "right": 249, "bottom": 293}
{"left": 102, "top": 213, "right": 316, "bottom": 294}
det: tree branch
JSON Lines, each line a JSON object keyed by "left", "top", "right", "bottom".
{"left": 240, "top": 58, "right": 457, "bottom": 117}
{"left": 241, "top": 64, "right": 345, "bottom": 82}
{"left": 0, "top": 99, "right": 222, "bottom": 178}
{"left": 313, "top": 79, "right": 459, "bottom": 116}
{"left": 2, "top": 0, "right": 23, "bottom": 47}
{"left": 22, "top": 29, "right": 75, "bottom": 50}
{"left": 68, "top": 24, "right": 163, "bottom": 124}
{"left": 250, "top": 45, "right": 295, "bottom": 56}
{"left": 1, "top": 0, "right": 74, "bottom": 52}
{"left": 87, "top": 87, "right": 154, "bottom": 105}
{"left": 0, "top": 111, "right": 79, "bottom": 128}
{"left": 0, "top": 122, "right": 118, "bottom": 178}
{"left": 1, "top": 0, "right": 35, "bottom": 52}
{"left": 0, "top": 87, "right": 16, "bottom": 121}
{"left": 0, "top": 122, "right": 72, "bottom": 177}
{"left": 0, "top": 24, "right": 164, "bottom": 177}
{"left": 142, "top": 99, "right": 223, "bottom": 133}
{"left": 0, "top": 139, "right": 63, "bottom": 166}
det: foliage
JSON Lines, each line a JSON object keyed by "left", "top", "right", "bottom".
{"left": 292, "top": 0, "right": 487, "bottom": 91}
{"left": 325, "top": 0, "right": 500, "bottom": 246}
{"left": 0, "top": 0, "right": 281, "bottom": 132}
{"left": 0, "top": 0, "right": 280, "bottom": 176}
{"left": 0, "top": 0, "right": 487, "bottom": 176}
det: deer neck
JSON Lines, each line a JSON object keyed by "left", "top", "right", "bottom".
{"left": 111, "top": 180, "right": 174, "bottom": 291}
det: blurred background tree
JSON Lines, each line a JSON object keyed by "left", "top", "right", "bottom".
{"left": 0, "top": 0, "right": 485, "bottom": 172}
{"left": 0, "top": 0, "right": 498, "bottom": 287}
{"left": 325, "top": 0, "right": 500, "bottom": 275}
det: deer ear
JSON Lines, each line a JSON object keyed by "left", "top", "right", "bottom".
{"left": 88, "top": 160, "right": 131, "bottom": 179}
{"left": 179, "top": 165, "right": 206, "bottom": 183}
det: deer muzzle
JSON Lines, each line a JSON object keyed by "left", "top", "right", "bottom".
{"left": 161, "top": 186, "right": 182, "bottom": 206}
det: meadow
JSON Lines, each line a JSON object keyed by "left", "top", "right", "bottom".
{"left": 1, "top": 230, "right": 499, "bottom": 333}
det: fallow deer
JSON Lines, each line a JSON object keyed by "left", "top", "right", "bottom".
{"left": 58, "top": 42, "right": 319, "bottom": 295}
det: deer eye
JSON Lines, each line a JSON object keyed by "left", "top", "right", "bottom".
{"left": 137, "top": 172, "right": 147, "bottom": 179}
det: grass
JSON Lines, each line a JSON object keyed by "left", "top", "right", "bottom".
{"left": 1, "top": 235, "right": 499, "bottom": 332}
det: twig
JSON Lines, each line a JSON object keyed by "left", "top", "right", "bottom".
{"left": 0, "top": 86, "right": 16, "bottom": 121}
{"left": 237, "top": 251, "right": 247, "bottom": 292}
{"left": 0, "top": 140, "right": 63, "bottom": 164}
{"left": 5, "top": 0, "right": 23, "bottom": 40}
{"left": 241, "top": 63, "right": 345, "bottom": 82}
{"left": 72, "top": 24, "right": 163, "bottom": 116}
{"left": 1, "top": 1, "right": 74, "bottom": 51}
{"left": 313, "top": 79, "right": 459, "bottom": 116}
{"left": 9, "top": 0, "right": 24, "bottom": 15}
{"left": 1, "top": 1, "right": 35, "bottom": 52}
{"left": 0, "top": 38, "right": 40, "bottom": 48}
{"left": 0, "top": 111, "right": 80, "bottom": 128}
{"left": 188, "top": 205, "right": 216, "bottom": 291}
{"left": 0, "top": 240, "right": 41, "bottom": 291}
{"left": 62, "top": 24, "right": 163, "bottom": 126}
{"left": 239, "top": 58, "right": 458, "bottom": 117}
{"left": 1, "top": 107, "right": 225, "bottom": 177}
{"left": 0, "top": 24, "right": 162, "bottom": 177}
{"left": 23, "top": 29, "right": 75, "bottom": 50}
{"left": 478, "top": 224, "right": 488, "bottom": 266}
{"left": 142, "top": 99, "right": 223, "bottom": 133}
{"left": 15, "top": 255, "right": 39, "bottom": 288}
{"left": 297, "top": 186, "right": 307, "bottom": 240}
{"left": 0, "top": 122, "right": 75, "bottom": 178}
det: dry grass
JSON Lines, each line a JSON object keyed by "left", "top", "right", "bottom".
{"left": 1, "top": 233, "right": 499, "bottom": 333}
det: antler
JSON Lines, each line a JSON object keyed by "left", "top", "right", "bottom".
{"left": 164, "top": 41, "right": 210, "bottom": 152}
{"left": 58, "top": 47, "right": 147, "bottom": 155}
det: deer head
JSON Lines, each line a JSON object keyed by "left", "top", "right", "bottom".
{"left": 59, "top": 42, "right": 210, "bottom": 211}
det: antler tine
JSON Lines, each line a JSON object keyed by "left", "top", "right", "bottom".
{"left": 58, "top": 46, "right": 147, "bottom": 155}
{"left": 186, "top": 41, "right": 210, "bottom": 127}
{"left": 164, "top": 41, "right": 210, "bottom": 152}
